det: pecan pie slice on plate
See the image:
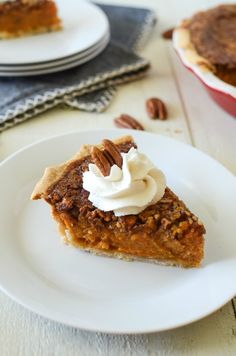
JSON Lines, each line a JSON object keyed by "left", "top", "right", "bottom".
{"left": 0, "top": 0, "right": 62, "bottom": 39}
{"left": 31, "top": 135, "right": 205, "bottom": 268}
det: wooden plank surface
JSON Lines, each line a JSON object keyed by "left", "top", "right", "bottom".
{"left": 0, "top": 0, "right": 235, "bottom": 355}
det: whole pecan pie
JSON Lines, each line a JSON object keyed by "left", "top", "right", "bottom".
{"left": 176, "top": 4, "right": 236, "bottom": 86}
{"left": 31, "top": 136, "right": 205, "bottom": 268}
{"left": 0, "top": 0, "right": 62, "bottom": 39}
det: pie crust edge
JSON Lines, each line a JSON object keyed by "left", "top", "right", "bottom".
{"left": 174, "top": 25, "right": 215, "bottom": 72}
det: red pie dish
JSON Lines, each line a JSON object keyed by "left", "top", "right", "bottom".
{"left": 173, "top": 5, "right": 236, "bottom": 117}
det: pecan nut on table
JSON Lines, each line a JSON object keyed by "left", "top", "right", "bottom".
{"left": 146, "top": 98, "right": 168, "bottom": 120}
{"left": 114, "top": 114, "right": 144, "bottom": 130}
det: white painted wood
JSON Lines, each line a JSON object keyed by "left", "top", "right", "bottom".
{"left": 0, "top": 0, "right": 235, "bottom": 355}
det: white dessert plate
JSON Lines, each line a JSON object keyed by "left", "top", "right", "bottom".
{"left": 0, "top": 34, "right": 109, "bottom": 76}
{"left": 0, "top": 0, "right": 109, "bottom": 65}
{"left": 0, "top": 129, "right": 235, "bottom": 334}
{"left": 0, "top": 31, "right": 110, "bottom": 71}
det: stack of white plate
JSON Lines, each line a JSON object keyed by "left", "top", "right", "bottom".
{"left": 0, "top": 0, "right": 110, "bottom": 76}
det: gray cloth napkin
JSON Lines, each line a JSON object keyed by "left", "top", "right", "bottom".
{"left": 0, "top": 3, "right": 156, "bottom": 132}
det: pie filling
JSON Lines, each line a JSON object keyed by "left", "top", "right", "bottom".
{"left": 214, "top": 67, "right": 236, "bottom": 87}
{"left": 33, "top": 137, "right": 205, "bottom": 268}
{"left": 186, "top": 5, "right": 236, "bottom": 87}
{"left": 0, "top": 0, "right": 62, "bottom": 38}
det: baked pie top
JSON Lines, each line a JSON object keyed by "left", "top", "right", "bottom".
{"left": 187, "top": 5, "right": 236, "bottom": 69}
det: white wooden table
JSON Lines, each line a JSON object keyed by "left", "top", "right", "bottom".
{"left": 0, "top": 0, "right": 236, "bottom": 354}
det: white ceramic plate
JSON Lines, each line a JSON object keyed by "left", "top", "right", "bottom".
{"left": 0, "top": 31, "right": 110, "bottom": 71}
{"left": 0, "top": 129, "right": 235, "bottom": 334}
{"left": 0, "top": 0, "right": 109, "bottom": 65}
{"left": 0, "top": 34, "right": 109, "bottom": 76}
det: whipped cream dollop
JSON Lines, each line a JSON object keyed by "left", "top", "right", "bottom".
{"left": 83, "top": 147, "right": 166, "bottom": 216}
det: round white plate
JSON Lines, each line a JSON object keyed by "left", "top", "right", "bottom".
{"left": 0, "top": 129, "right": 235, "bottom": 334}
{"left": 0, "top": 0, "right": 109, "bottom": 65}
{"left": 0, "top": 31, "right": 110, "bottom": 71}
{"left": 0, "top": 36, "right": 109, "bottom": 76}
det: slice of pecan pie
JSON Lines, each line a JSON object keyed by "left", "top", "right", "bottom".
{"left": 0, "top": 0, "right": 62, "bottom": 39}
{"left": 31, "top": 135, "right": 205, "bottom": 268}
